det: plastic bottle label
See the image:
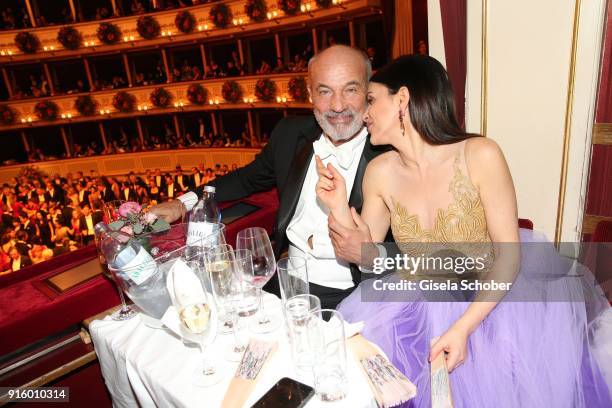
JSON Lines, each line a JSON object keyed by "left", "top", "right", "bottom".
{"left": 187, "top": 222, "right": 215, "bottom": 246}
{"left": 119, "top": 247, "right": 156, "bottom": 285}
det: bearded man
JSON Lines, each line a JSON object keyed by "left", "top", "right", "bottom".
{"left": 151, "top": 45, "right": 387, "bottom": 309}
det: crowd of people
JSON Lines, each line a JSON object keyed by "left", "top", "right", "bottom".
{"left": 0, "top": 163, "right": 233, "bottom": 274}
{"left": 20, "top": 126, "right": 268, "bottom": 164}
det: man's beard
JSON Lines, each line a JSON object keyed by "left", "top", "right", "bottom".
{"left": 314, "top": 109, "right": 364, "bottom": 142}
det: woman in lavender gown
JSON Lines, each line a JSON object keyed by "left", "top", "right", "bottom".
{"left": 315, "top": 54, "right": 612, "bottom": 407}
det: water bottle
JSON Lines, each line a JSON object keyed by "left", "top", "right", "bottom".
{"left": 187, "top": 185, "right": 222, "bottom": 246}
{"left": 101, "top": 229, "right": 156, "bottom": 285}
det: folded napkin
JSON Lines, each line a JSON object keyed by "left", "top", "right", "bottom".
{"left": 166, "top": 258, "right": 207, "bottom": 306}
{"left": 221, "top": 339, "right": 278, "bottom": 408}
{"left": 349, "top": 335, "right": 417, "bottom": 408}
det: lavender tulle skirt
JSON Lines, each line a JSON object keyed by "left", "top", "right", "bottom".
{"left": 337, "top": 229, "right": 612, "bottom": 407}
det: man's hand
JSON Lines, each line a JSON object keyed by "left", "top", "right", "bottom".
{"left": 328, "top": 207, "right": 372, "bottom": 265}
{"left": 149, "top": 200, "right": 185, "bottom": 223}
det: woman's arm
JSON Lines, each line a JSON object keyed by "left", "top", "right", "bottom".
{"left": 430, "top": 138, "right": 520, "bottom": 370}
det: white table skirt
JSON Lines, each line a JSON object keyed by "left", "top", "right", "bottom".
{"left": 90, "top": 294, "right": 378, "bottom": 408}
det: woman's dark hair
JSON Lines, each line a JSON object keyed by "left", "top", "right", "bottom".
{"left": 370, "top": 54, "right": 480, "bottom": 145}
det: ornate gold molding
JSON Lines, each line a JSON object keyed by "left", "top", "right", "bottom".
{"left": 554, "top": 0, "right": 582, "bottom": 245}
{"left": 582, "top": 214, "right": 612, "bottom": 235}
{"left": 0, "top": 73, "right": 311, "bottom": 131}
{"left": 480, "top": 0, "right": 488, "bottom": 136}
{"left": 593, "top": 123, "right": 612, "bottom": 145}
{"left": 0, "top": 148, "right": 261, "bottom": 183}
{"left": 0, "top": 0, "right": 380, "bottom": 64}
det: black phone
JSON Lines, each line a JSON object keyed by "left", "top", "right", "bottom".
{"left": 251, "top": 377, "right": 315, "bottom": 408}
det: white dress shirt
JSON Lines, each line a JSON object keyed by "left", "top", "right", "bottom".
{"left": 286, "top": 128, "right": 368, "bottom": 289}
{"left": 85, "top": 214, "right": 95, "bottom": 236}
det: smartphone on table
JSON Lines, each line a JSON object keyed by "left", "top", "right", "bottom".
{"left": 251, "top": 377, "right": 314, "bottom": 408}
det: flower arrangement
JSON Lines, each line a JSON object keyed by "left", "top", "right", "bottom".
{"left": 97, "top": 22, "right": 122, "bottom": 45}
{"left": 255, "top": 78, "right": 277, "bottom": 102}
{"left": 288, "top": 76, "right": 309, "bottom": 102}
{"left": 113, "top": 91, "right": 136, "bottom": 113}
{"left": 316, "top": 0, "right": 333, "bottom": 8}
{"left": 14, "top": 32, "right": 40, "bottom": 54}
{"left": 245, "top": 0, "right": 268, "bottom": 22}
{"left": 0, "top": 104, "right": 17, "bottom": 125}
{"left": 34, "top": 100, "right": 59, "bottom": 121}
{"left": 74, "top": 95, "right": 98, "bottom": 116}
{"left": 209, "top": 3, "right": 232, "bottom": 29}
{"left": 187, "top": 83, "right": 208, "bottom": 105}
{"left": 107, "top": 202, "right": 170, "bottom": 235}
{"left": 136, "top": 15, "right": 161, "bottom": 40}
{"left": 175, "top": 10, "right": 196, "bottom": 34}
{"left": 222, "top": 80, "right": 243, "bottom": 103}
{"left": 57, "top": 26, "right": 82, "bottom": 50}
{"left": 149, "top": 87, "right": 173, "bottom": 108}
{"left": 278, "top": 0, "right": 301, "bottom": 15}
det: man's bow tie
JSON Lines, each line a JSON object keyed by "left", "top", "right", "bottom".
{"left": 313, "top": 138, "right": 354, "bottom": 170}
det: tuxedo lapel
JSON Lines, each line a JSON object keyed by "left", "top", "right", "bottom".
{"left": 277, "top": 122, "right": 321, "bottom": 241}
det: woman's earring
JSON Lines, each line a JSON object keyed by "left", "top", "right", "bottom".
{"left": 399, "top": 110, "right": 406, "bottom": 137}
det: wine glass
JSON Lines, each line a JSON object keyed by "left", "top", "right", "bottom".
{"left": 94, "top": 223, "right": 136, "bottom": 321}
{"left": 235, "top": 227, "right": 279, "bottom": 333}
{"left": 173, "top": 258, "right": 220, "bottom": 387}
{"left": 205, "top": 245, "right": 249, "bottom": 361}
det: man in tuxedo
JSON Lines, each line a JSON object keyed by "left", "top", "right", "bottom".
{"left": 80, "top": 205, "right": 102, "bottom": 245}
{"left": 164, "top": 174, "right": 176, "bottom": 200}
{"left": 189, "top": 167, "right": 203, "bottom": 190}
{"left": 174, "top": 166, "right": 188, "bottom": 193}
{"left": 76, "top": 182, "right": 89, "bottom": 206}
{"left": 152, "top": 45, "right": 386, "bottom": 309}
{"left": 120, "top": 182, "right": 138, "bottom": 202}
{"left": 97, "top": 183, "right": 114, "bottom": 203}
{"left": 153, "top": 168, "right": 165, "bottom": 190}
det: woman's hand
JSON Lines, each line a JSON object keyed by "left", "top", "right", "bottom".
{"left": 429, "top": 324, "right": 470, "bottom": 372}
{"left": 315, "top": 155, "right": 347, "bottom": 212}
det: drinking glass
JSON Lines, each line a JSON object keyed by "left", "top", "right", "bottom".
{"left": 236, "top": 227, "right": 279, "bottom": 333}
{"left": 172, "top": 258, "right": 220, "bottom": 387}
{"left": 284, "top": 294, "right": 321, "bottom": 371}
{"left": 95, "top": 225, "right": 136, "bottom": 321}
{"left": 277, "top": 257, "right": 309, "bottom": 304}
{"left": 309, "top": 309, "right": 348, "bottom": 402}
{"left": 205, "top": 244, "right": 249, "bottom": 361}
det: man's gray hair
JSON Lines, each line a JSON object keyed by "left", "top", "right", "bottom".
{"left": 307, "top": 45, "right": 372, "bottom": 81}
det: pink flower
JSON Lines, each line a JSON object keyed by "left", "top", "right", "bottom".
{"left": 143, "top": 212, "right": 158, "bottom": 224}
{"left": 118, "top": 202, "right": 141, "bottom": 217}
{"left": 120, "top": 225, "right": 133, "bottom": 236}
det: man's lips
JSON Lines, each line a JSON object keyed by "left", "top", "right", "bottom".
{"left": 326, "top": 115, "right": 353, "bottom": 124}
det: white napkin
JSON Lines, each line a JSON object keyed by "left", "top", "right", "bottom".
{"left": 344, "top": 320, "right": 365, "bottom": 338}
{"left": 166, "top": 259, "right": 206, "bottom": 306}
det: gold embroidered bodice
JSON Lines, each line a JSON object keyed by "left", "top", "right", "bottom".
{"left": 391, "top": 148, "right": 491, "bottom": 259}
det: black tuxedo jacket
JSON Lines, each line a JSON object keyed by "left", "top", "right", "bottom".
{"left": 206, "top": 116, "right": 392, "bottom": 283}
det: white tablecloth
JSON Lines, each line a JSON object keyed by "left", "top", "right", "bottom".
{"left": 90, "top": 294, "right": 378, "bottom": 408}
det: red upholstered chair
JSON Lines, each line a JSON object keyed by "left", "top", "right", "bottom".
{"left": 518, "top": 218, "right": 533, "bottom": 230}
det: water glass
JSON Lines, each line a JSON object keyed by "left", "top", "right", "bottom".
{"left": 284, "top": 294, "right": 321, "bottom": 371}
{"left": 277, "top": 257, "right": 309, "bottom": 304}
{"left": 308, "top": 309, "right": 348, "bottom": 402}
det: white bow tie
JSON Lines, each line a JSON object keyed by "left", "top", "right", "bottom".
{"left": 313, "top": 138, "right": 354, "bottom": 170}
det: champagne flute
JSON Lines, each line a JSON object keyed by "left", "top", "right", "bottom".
{"left": 174, "top": 259, "right": 220, "bottom": 387}
{"left": 204, "top": 244, "right": 236, "bottom": 334}
{"left": 95, "top": 223, "right": 136, "bottom": 321}
{"left": 236, "top": 227, "right": 279, "bottom": 333}
{"left": 206, "top": 245, "right": 249, "bottom": 361}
